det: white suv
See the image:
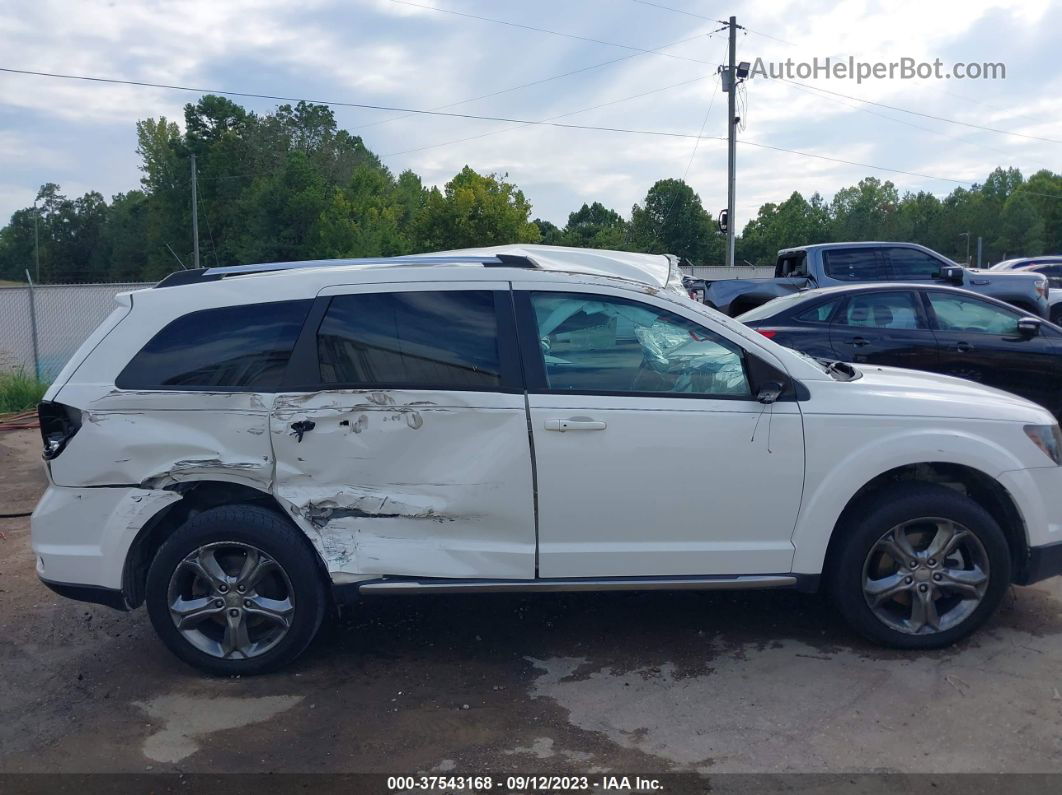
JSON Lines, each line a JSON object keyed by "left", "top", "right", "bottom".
{"left": 31, "top": 245, "right": 1062, "bottom": 674}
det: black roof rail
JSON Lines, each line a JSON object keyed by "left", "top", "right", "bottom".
{"left": 483, "top": 254, "right": 537, "bottom": 268}
{"left": 153, "top": 253, "right": 540, "bottom": 288}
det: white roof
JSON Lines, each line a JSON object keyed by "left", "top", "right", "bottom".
{"left": 417, "top": 245, "right": 676, "bottom": 290}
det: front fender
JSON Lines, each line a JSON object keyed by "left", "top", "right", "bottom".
{"left": 790, "top": 422, "right": 1032, "bottom": 575}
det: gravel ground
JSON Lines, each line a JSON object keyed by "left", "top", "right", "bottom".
{"left": 2, "top": 427, "right": 1061, "bottom": 778}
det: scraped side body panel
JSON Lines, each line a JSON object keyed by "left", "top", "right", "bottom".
{"left": 271, "top": 389, "right": 536, "bottom": 580}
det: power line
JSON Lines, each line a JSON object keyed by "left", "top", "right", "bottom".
{"left": 630, "top": 0, "right": 713, "bottom": 21}
{"left": 381, "top": 74, "right": 713, "bottom": 158}
{"left": 782, "top": 79, "right": 1018, "bottom": 162}
{"left": 777, "top": 78, "right": 1062, "bottom": 145}
{"left": 354, "top": 30, "right": 712, "bottom": 131}
{"left": 631, "top": 1, "right": 796, "bottom": 45}
{"left": 386, "top": 3, "right": 1057, "bottom": 146}
{"left": 390, "top": 0, "right": 712, "bottom": 65}
{"left": 0, "top": 65, "right": 991, "bottom": 186}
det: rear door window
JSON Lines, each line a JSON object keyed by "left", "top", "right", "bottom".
{"left": 116, "top": 300, "right": 311, "bottom": 390}
{"left": 822, "top": 248, "right": 889, "bottom": 281}
{"left": 836, "top": 292, "right": 925, "bottom": 329}
{"left": 888, "top": 248, "right": 947, "bottom": 280}
{"left": 316, "top": 290, "right": 502, "bottom": 389}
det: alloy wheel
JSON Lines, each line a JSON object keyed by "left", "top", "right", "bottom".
{"left": 167, "top": 542, "right": 295, "bottom": 659}
{"left": 861, "top": 517, "right": 990, "bottom": 635}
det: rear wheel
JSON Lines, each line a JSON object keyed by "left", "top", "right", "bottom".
{"left": 829, "top": 484, "right": 1011, "bottom": 649}
{"left": 146, "top": 504, "right": 327, "bottom": 675}
{"left": 1049, "top": 304, "right": 1062, "bottom": 326}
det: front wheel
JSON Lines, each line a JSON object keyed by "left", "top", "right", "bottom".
{"left": 828, "top": 484, "right": 1011, "bottom": 649}
{"left": 146, "top": 504, "right": 328, "bottom": 675}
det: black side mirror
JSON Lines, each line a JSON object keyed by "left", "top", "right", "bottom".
{"left": 1017, "top": 317, "right": 1042, "bottom": 338}
{"left": 938, "top": 266, "right": 965, "bottom": 285}
{"left": 757, "top": 380, "right": 786, "bottom": 404}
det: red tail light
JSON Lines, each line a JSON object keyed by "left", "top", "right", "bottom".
{"left": 755, "top": 329, "right": 779, "bottom": 339}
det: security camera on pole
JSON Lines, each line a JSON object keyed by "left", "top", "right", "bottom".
{"left": 718, "top": 16, "right": 749, "bottom": 267}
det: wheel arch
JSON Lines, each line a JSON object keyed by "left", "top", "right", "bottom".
{"left": 792, "top": 426, "right": 1034, "bottom": 578}
{"left": 813, "top": 462, "right": 1027, "bottom": 588}
{"left": 121, "top": 480, "right": 328, "bottom": 608}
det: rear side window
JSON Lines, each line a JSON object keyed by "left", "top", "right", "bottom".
{"left": 317, "top": 290, "right": 501, "bottom": 388}
{"left": 823, "top": 248, "right": 889, "bottom": 281}
{"left": 117, "top": 300, "right": 311, "bottom": 390}
{"left": 795, "top": 298, "right": 841, "bottom": 324}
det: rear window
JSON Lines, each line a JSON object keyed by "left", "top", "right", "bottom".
{"left": 317, "top": 290, "right": 501, "bottom": 389}
{"left": 823, "top": 248, "right": 889, "bottom": 281}
{"left": 116, "top": 300, "right": 311, "bottom": 390}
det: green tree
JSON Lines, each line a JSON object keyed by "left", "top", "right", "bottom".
{"left": 738, "top": 191, "right": 831, "bottom": 264}
{"left": 561, "top": 202, "right": 628, "bottom": 249}
{"left": 412, "top": 166, "right": 540, "bottom": 251}
{"left": 1017, "top": 170, "right": 1062, "bottom": 253}
{"left": 830, "top": 177, "right": 899, "bottom": 240}
{"left": 628, "top": 179, "right": 720, "bottom": 263}
{"left": 533, "top": 218, "right": 564, "bottom": 245}
{"left": 994, "top": 192, "right": 1045, "bottom": 258}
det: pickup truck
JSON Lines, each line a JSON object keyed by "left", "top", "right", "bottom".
{"left": 696, "top": 242, "right": 1049, "bottom": 318}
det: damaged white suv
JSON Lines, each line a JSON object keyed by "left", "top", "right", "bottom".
{"left": 32, "top": 245, "right": 1062, "bottom": 674}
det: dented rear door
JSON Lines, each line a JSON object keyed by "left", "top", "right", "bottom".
{"left": 271, "top": 282, "right": 536, "bottom": 581}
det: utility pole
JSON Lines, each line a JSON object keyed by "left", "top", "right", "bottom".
{"left": 718, "top": 16, "right": 747, "bottom": 267}
{"left": 725, "top": 15, "right": 737, "bottom": 268}
{"left": 959, "top": 231, "right": 970, "bottom": 265}
{"left": 33, "top": 200, "right": 40, "bottom": 281}
{"left": 190, "top": 153, "right": 200, "bottom": 270}
{"left": 976, "top": 236, "right": 983, "bottom": 268}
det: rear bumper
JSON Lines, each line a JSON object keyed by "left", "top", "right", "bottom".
{"left": 31, "top": 484, "right": 183, "bottom": 590}
{"left": 38, "top": 577, "right": 129, "bottom": 611}
{"left": 1016, "top": 540, "right": 1062, "bottom": 586}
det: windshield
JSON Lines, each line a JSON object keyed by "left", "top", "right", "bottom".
{"left": 735, "top": 292, "right": 812, "bottom": 322}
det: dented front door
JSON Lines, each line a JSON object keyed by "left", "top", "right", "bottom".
{"left": 270, "top": 283, "right": 536, "bottom": 581}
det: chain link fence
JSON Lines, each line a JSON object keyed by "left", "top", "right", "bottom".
{"left": 0, "top": 281, "right": 154, "bottom": 382}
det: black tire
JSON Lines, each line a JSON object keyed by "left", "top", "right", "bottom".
{"left": 1050, "top": 305, "right": 1062, "bottom": 326}
{"left": 828, "top": 483, "right": 1011, "bottom": 649}
{"left": 146, "top": 504, "right": 328, "bottom": 675}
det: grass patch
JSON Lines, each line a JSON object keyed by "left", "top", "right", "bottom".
{"left": 0, "top": 369, "right": 49, "bottom": 413}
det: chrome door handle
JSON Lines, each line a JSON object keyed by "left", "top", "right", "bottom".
{"left": 544, "top": 418, "right": 607, "bottom": 432}
{"left": 955, "top": 341, "right": 973, "bottom": 352}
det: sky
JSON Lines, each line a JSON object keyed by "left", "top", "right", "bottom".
{"left": 0, "top": 0, "right": 1060, "bottom": 236}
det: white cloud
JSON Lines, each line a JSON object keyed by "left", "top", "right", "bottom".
{"left": 0, "top": 0, "right": 1059, "bottom": 250}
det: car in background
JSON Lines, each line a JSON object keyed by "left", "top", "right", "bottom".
{"left": 737, "top": 283, "right": 1062, "bottom": 419}
{"left": 990, "top": 256, "right": 1062, "bottom": 272}
{"left": 1007, "top": 260, "right": 1062, "bottom": 325}
{"left": 698, "top": 242, "right": 1049, "bottom": 318}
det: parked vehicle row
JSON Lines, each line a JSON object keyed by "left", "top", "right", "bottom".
{"left": 690, "top": 242, "right": 1049, "bottom": 318}
{"left": 31, "top": 245, "right": 1062, "bottom": 674}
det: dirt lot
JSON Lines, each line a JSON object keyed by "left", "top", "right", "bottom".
{"left": 2, "top": 427, "right": 1062, "bottom": 777}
